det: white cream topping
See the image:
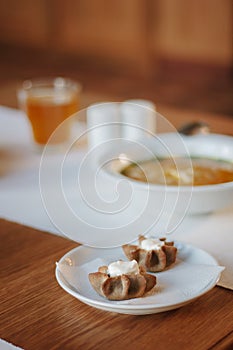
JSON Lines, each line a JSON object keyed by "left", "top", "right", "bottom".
{"left": 140, "top": 238, "right": 164, "bottom": 251}
{"left": 108, "top": 260, "right": 139, "bottom": 277}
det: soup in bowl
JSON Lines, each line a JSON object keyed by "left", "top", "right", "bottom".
{"left": 121, "top": 156, "right": 233, "bottom": 186}
{"left": 97, "top": 133, "right": 233, "bottom": 216}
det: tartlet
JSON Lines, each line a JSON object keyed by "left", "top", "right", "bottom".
{"left": 88, "top": 260, "right": 156, "bottom": 301}
{"left": 122, "top": 235, "right": 177, "bottom": 272}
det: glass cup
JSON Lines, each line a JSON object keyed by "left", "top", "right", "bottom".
{"left": 17, "top": 77, "right": 82, "bottom": 148}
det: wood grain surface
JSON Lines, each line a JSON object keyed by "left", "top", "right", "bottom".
{"left": 0, "top": 219, "right": 233, "bottom": 350}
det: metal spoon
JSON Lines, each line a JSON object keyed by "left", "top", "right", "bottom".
{"left": 178, "top": 121, "right": 210, "bottom": 135}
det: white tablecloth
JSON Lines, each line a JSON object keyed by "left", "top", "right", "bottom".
{"left": 0, "top": 106, "right": 233, "bottom": 290}
{"left": 0, "top": 339, "right": 23, "bottom": 350}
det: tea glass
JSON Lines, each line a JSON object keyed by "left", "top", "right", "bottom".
{"left": 17, "top": 77, "right": 82, "bottom": 149}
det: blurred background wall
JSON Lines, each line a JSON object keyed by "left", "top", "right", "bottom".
{"left": 0, "top": 0, "right": 232, "bottom": 114}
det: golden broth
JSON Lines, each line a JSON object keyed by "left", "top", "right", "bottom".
{"left": 121, "top": 157, "right": 233, "bottom": 186}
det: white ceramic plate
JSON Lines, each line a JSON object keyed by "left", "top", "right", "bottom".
{"left": 55, "top": 241, "right": 224, "bottom": 315}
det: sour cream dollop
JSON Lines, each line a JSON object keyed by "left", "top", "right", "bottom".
{"left": 108, "top": 260, "right": 139, "bottom": 277}
{"left": 140, "top": 238, "right": 164, "bottom": 251}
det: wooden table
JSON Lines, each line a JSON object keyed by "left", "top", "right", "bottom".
{"left": 1, "top": 106, "right": 233, "bottom": 350}
{"left": 1, "top": 220, "right": 233, "bottom": 350}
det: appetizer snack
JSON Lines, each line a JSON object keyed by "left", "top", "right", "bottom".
{"left": 88, "top": 260, "right": 156, "bottom": 301}
{"left": 122, "top": 235, "right": 177, "bottom": 272}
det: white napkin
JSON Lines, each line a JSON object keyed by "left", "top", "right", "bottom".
{"left": 172, "top": 208, "right": 233, "bottom": 290}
